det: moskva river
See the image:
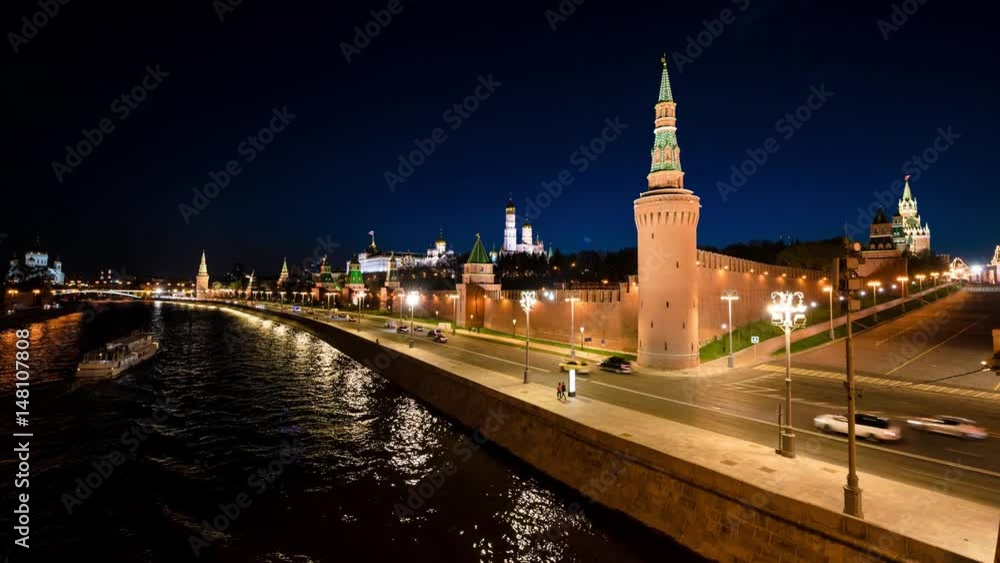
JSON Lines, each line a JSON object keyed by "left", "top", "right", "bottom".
{"left": 0, "top": 301, "right": 701, "bottom": 562}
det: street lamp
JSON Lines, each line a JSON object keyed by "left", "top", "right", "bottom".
{"left": 930, "top": 272, "right": 940, "bottom": 286}
{"left": 914, "top": 274, "right": 926, "bottom": 292}
{"left": 896, "top": 276, "right": 909, "bottom": 311}
{"left": 822, "top": 286, "right": 835, "bottom": 340}
{"left": 768, "top": 291, "right": 807, "bottom": 458}
{"left": 512, "top": 317, "right": 517, "bottom": 339}
{"left": 520, "top": 290, "right": 537, "bottom": 384}
{"left": 448, "top": 293, "right": 459, "bottom": 334}
{"left": 867, "top": 281, "right": 882, "bottom": 321}
{"left": 720, "top": 290, "right": 739, "bottom": 368}
{"left": 565, "top": 294, "right": 581, "bottom": 358}
{"left": 579, "top": 326, "right": 585, "bottom": 351}
{"left": 355, "top": 289, "right": 367, "bottom": 331}
{"left": 406, "top": 291, "right": 419, "bottom": 348}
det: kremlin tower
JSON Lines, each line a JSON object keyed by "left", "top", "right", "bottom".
{"left": 634, "top": 55, "right": 701, "bottom": 370}
{"left": 277, "top": 257, "right": 289, "bottom": 288}
{"left": 196, "top": 251, "right": 210, "bottom": 297}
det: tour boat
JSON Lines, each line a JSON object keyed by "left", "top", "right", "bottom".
{"left": 76, "top": 331, "right": 160, "bottom": 379}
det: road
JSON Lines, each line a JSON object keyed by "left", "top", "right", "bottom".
{"left": 243, "top": 301, "right": 1000, "bottom": 508}
{"left": 792, "top": 289, "right": 1000, "bottom": 389}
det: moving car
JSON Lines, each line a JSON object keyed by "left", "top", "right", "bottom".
{"left": 814, "top": 413, "right": 901, "bottom": 443}
{"left": 413, "top": 326, "right": 424, "bottom": 333}
{"left": 906, "top": 416, "right": 987, "bottom": 439}
{"left": 599, "top": 357, "right": 632, "bottom": 373}
{"left": 559, "top": 360, "right": 591, "bottom": 374}
{"left": 427, "top": 329, "right": 441, "bottom": 338}
{"left": 384, "top": 321, "right": 397, "bottom": 329}
{"left": 433, "top": 334, "right": 448, "bottom": 344}
{"left": 396, "top": 326, "right": 409, "bottom": 334}
{"left": 345, "top": 315, "right": 357, "bottom": 322}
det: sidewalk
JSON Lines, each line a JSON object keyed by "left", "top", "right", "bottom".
{"left": 334, "top": 307, "right": 1000, "bottom": 562}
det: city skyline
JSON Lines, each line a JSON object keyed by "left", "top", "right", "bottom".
{"left": 6, "top": 1, "right": 997, "bottom": 276}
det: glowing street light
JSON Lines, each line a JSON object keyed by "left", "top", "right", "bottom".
{"left": 867, "top": 281, "right": 882, "bottom": 321}
{"left": 914, "top": 274, "right": 926, "bottom": 292}
{"left": 896, "top": 276, "right": 909, "bottom": 311}
{"left": 930, "top": 272, "right": 940, "bottom": 286}
{"left": 354, "top": 289, "right": 367, "bottom": 331}
{"left": 768, "top": 291, "right": 807, "bottom": 458}
{"left": 565, "top": 293, "right": 581, "bottom": 358}
{"left": 822, "top": 286, "right": 835, "bottom": 340}
{"left": 448, "top": 292, "right": 459, "bottom": 334}
{"left": 512, "top": 317, "right": 517, "bottom": 339}
{"left": 520, "top": 290, "right": 537, "bottom": 384}
{"left": 406, "top": 291, "right": 420, "bottom": 348}
{"left": 720, "top": 290, "right": 740, "bottom": 368}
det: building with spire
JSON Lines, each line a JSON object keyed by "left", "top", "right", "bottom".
{"left": 893, "top": 175, "right": 931, "bottom": 254}
{"left": 196, "top": 251, "right": 210, "bottom": 297}
{"left": 634, "top": 54, "right": 701, "bottom": 369}
{"left": 277, "top": 257, "right": 289, "bottom": 288}
{"left": 456, "top": 234, "right": 500, "bottom": 328}
{"left": 6, "top": 236, "right": 65, "bottom": 285}
{"left": 353, "top": 230, "right": 455, "bottom": 273}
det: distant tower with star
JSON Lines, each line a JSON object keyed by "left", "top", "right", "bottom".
{"left": 634, "top": 54, "right": 701, "bottom": 370}
{"left": 277, "top": 257, "right": 289, "bottom": 288}
{"left": 196, "top": 250, "right": 210, "bottom": 297}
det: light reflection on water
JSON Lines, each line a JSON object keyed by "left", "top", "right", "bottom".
{"left": 0, "top": 302, "right": 701, "bottom": 562}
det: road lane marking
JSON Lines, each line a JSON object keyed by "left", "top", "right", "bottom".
{"left": 885, "top": 319, "right": 981, "bottom": 375}
{"left": 875, "top": 321, "right": 926, "bottom": 346}
{"left": 945, "top": 449, "right": 983, "bottom": 459}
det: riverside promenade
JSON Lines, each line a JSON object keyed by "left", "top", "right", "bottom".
{"left": 211, "top": 300, "right": 999, "bottom": 562}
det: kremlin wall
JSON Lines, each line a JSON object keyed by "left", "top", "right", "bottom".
{"left": 417, "top": 249, "right": 826, "bottom": 353}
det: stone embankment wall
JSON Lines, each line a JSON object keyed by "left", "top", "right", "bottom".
{"left": 224, "top": 303, "right": 976, "bottom": 563}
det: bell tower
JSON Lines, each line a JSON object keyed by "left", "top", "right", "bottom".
{"left": 634, "top": 55, "right": 701, "bottom": 370}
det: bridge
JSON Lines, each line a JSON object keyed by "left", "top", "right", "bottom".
{"left": 52, "top": 289, "right": 194, "bottom": 299}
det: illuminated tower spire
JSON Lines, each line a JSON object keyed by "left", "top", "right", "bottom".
{"left": 634, "top": 55, "right": 701, "bottom": 369}
{"left": 647, "top": 53, "right": 684, "bottom": 189}
{"left": 278, "top": 257, "right": 289, "bottom": 287}
{"left": 195, "top": 250, "right": 210, "bottom": 297}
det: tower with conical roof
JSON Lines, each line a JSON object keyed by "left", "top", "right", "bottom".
{"left": 277, "top": 257, "right": 289, "bottom": 288}
{"left": 196, "top": 250, "right": 210, "bottom": 297}
{"left": 634, "top": 55, "right": 701, "bottom": 370}
{"left": 895, "top": 175, "right": 930, "bottom": 254}
{"left": 457, "top": 234, "right": 500, "bottom": 328}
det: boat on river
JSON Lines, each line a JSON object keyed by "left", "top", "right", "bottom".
{"left": 76, "top": 331, "right": 160, "bottom": 379}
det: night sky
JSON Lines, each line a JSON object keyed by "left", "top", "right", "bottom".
{"left": 4, "top": 0, "right": 996, "bottom": 278}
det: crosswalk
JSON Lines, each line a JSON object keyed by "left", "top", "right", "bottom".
{"left": 754, "top": 364, "right": 1000, "bottom": 402}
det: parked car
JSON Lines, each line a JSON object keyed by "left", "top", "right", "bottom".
{"left": 396, "top": 326, "right": 409, "bottom": 334}
{"left": 599, "top": 357, "right": 632, "bottom": 373}
{"left": 433, "top": 334, "right": 448, "bottom": 344}
{"left": 559, "top": 360, "right": 591, "bottom": 374}
{"left": 906, "top": 416, "right": 987, "bottom": 439}
{"left": 814, "top": 413, "right": 901, "bottom": 443}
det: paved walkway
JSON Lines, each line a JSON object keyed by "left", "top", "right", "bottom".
{"left": 265, "top": 303, "right": 999, "bottom": 562}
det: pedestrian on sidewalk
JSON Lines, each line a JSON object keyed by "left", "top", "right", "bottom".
{"left": 556, "top": 382, "right": 562, "bottom": 401}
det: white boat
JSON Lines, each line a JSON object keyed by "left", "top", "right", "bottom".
{"left": 76, "top": 331, "right": 160, "bottom": 379}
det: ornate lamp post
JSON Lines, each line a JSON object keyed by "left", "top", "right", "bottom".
{"left": 520, "top": 290, "right": 536, "bottom": 384}
{"left": 720, "top": 290, "right": 740, "bottom": 368}
{"left": 768, "top": 291, "right": 807, "bottom": 458}
{"left": 448, "top": 293, "right": 459, "bottom": 335}
{"left": 512, "top": 318, "right": 517, "bottom": 339}
{"left": 565, "top": 293, "right": 580, "bottom": 358}
{"left": 896, "top": 276, "right": 909, "bottom": 310}
{"left": 914, "top": 274, "right": 926, "bottom": 292}
{"left": 406, "top": 291, "right": 419, "bottom": 348}
{"left": 930, "top": 272, "right": 940, "bottom": 287}
{"left": 355, "top": 289, "right": 367, "bottom": 331}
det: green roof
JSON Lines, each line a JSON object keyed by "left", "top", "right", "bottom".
{"left": 658, "top": 54, "right": 673, "bottom": 103}
{"left": 467, "top": 234, "right": 491, "bottom": 264}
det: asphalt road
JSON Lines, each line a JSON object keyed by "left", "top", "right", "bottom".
{"left": 792, "top": 290, "right": 1000, "bottom": 389}
{"left": 318, "top": 311, "right": 1000, "bottom": 508}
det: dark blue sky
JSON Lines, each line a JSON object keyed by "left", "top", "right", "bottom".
{"left": 4, "top": 0, "right": 997, "bottom": 278}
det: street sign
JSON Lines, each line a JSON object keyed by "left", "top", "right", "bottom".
{"left": 751, "top": 335, "right": 760, "bottom": 344}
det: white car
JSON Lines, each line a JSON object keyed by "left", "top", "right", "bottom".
{"left": 814, "top": 413, "right": 901, "bottom": 443}
{"left": 906, "top": 416, "right": 987, "bottom": 440}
